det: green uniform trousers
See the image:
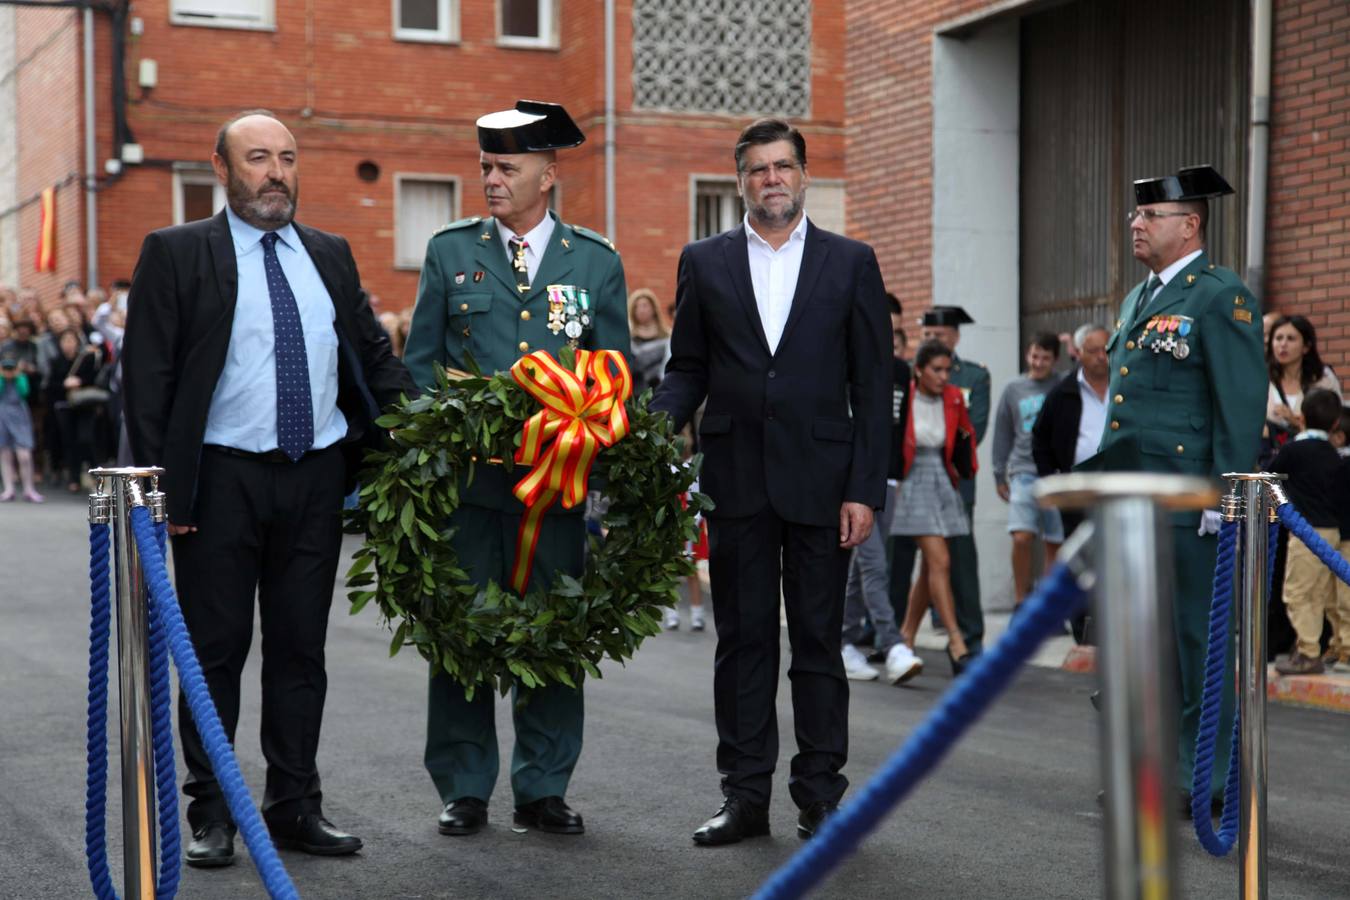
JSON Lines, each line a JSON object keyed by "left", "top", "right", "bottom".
{"left": 424, "top": 506, "right": 586, "bottom": 806}
{"left": 1172, "top": 525, "right": 1235, "bottom": 798}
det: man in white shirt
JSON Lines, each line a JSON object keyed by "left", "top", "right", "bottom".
{"left": 652, "top": 118, "right": 890, "bottom": 846}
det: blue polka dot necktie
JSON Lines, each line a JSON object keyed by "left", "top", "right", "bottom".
{"left": 261, "top": 232, "right": 314, "bottom": 461}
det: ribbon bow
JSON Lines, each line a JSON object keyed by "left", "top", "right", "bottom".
{"left": 507, "top": 349, "right": 632, "bottom": 593}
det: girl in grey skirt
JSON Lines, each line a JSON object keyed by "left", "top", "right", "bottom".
{"left": 892, "top": 340, "right": 977, "bottom": 672}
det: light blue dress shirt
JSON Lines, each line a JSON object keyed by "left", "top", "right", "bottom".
{"left": 203, "top": 207, "right": 347, "bottom": 453}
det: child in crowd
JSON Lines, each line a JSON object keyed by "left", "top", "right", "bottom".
{"left": 1271, "top": 389, "right": 1347, "bottom": 675}
{"left": 0, "top": 356, "right": 45, "bottom": 502}
{"left": 1330, "top": 405, "right": 1350, "bottom": 670}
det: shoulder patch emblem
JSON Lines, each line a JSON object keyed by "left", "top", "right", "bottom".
{"left": 1186, "top": 274, "right": 1196, "bottom": 284}
{"left": 1234, "top": 309, "right": 1253, "bottom": 324}
{"left": 1234, "top": 296, "right": 1245, "bottom": 306}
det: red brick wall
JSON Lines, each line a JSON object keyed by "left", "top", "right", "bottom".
{"left": 848, "top": 0, "right": 1350, "bottom": 367}
{"left": 1266, "top": 0, "right": 1350, "bottom": 384}
{"left": 15, "top": 0, "right": 846, "bottom": 319}
{"left": 15, "top": 7, "right": 85, "bottom": 307}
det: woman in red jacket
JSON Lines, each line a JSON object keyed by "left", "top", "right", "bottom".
{"left": 892, "top": 339, "right": 978, "bottom": 673}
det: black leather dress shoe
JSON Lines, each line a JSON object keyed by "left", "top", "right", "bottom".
{"left": 439, "top": 797, "right": 488, "bottom": 835}
{"left": 268, "top": 813, "right": 362, "bottom": 856}
{"left": 513, "top": 796, "right": 584, "bottom": 834}
{"left": 692, "top": 795, "right": 770, "bottom": 846}
{"left": 185, "top": 822, "right": 235, "bottom": 868}
{"left": 796, "top": 801, "right": 839, "bottom": 839}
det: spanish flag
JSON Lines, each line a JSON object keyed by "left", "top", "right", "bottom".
{"left": 34, "top": 186, "right": 56, "bottom": 273}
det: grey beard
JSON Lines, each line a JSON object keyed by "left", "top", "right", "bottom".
{"left": 232, "top": 194, "right": 296, "bottom": 230}
{"left": 748, "top": 197, "right": 802, "bottom": 229}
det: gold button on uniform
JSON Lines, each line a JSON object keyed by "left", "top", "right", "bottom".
{"left": 520, "top": 310, "right": 531, "bottom": 321}
{"left": 1119, "top": 366, "right": 1129, "bottom": 376}
{"left": 1110, "top": 420, "right": 1120, "bottom": 431}
{"left": 1126, "top": 341, "right": 1135, "bottom": 350}
{"left": 460, "top": 303, "right": 469, "bottom": 311}
{"left": 518, "top": 341, "right": 529, "bottom": 352}
{"left": 1176, "top": 445, "right": 1185, "bottom": 454}
{"left": 1114, "top": 394, "right": 1124, "bottom": 404}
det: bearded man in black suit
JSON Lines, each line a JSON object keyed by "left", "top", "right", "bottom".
{"left": 651, "top": 118, "right": 890, "bottom": 845}
{"left": 123, "top": 110, "right": 413, "bottom": 868}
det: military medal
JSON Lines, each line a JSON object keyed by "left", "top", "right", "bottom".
{"left": 473, "top": 271, "right": 484, "bottom": 283}
{"left": 1172, "top": 317, "right": 1193, "bottom": 359}
{"left": 455, "top": 272, "right": 465, "bottom": 285}
{"left": 546, "top": 285, "right": 567, "bottom": 335}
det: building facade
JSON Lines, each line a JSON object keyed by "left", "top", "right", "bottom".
{"left": 4, "top": 0, "right": 845, "bottom": 318}
{"left": 845, "top": 0, "right": 1349, "bottom": 605}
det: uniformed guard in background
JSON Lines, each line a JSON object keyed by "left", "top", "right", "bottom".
{"left": 1088, "top": 164, "right": 1265, "bottom": 814}
{"left": 889, "top": 306, "right": 989, "bottom": 655}
{"left": 403, "top": 100, "right": 630, "bottom": 838}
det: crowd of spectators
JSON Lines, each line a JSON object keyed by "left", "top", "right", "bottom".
{"left": 0, "top": 281, "right": 126, "bottom": 496}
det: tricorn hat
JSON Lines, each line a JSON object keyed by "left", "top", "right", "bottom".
{"left": 921, "top": 306, "right": 975, "bottom": 328}
{"left": 477, "top": 100, "right": 585, "bottom": 154}
{"left": 1133, "top": 165, "right": 1234, "bottom": 205}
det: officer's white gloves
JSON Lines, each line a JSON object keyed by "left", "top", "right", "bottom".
{"left": 1197, "top": 509, "right": 1223, "bottom": 536}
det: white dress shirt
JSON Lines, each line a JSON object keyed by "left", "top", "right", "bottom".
{"left": 744, "top": 214, "right": 808, "bottom": 354}
{"left": 912, "top": 392, "right": 946, "bottom": 449}
{"left": 1074, "top": 367, "right": 1109, "bottom": 466}
{"left": 498, "top": 213, "right": 556, "bottom": 284}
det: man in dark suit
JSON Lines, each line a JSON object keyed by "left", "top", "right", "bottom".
{"left": 651, "top": 118, "right": 890, "bottom": 845}
{"left": 123, "top": 111, "right": 414, "bottom": 868}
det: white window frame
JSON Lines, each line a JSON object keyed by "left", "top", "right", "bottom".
{"left": 496, "top": 0, "right": 559, "bottom": 49}
{"left": 392, "top": 0, "right": 459, "bottom": 44}
{"left": 394, "top": 173, "right": 461, "bottom": 270}
{"left": 689, "top": 175, "right": 744, "bottom": 242}
{"left": 169, "top": 0, "right": 275, "bottom": 31}
{"left": 172, "top": 165, "right": 226, "bottom": 225}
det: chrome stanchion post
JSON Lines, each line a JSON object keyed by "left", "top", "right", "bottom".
{"left": 1226, "top": 473, "right": 1283, "bottom": 900}
{"left": 90, "top": 465, "right": 165, "bottom": 900}
{"left": 1037, "top": 473, "right": 1218, "bottom": 900}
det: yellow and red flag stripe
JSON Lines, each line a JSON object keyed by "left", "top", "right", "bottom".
{"left": 34, "top": 186, "right": 56, "bottom": 273}
{"left": 507, "top": 349, "right": 632, "bottom": 594}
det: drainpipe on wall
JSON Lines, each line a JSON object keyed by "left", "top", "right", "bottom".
{"left": 604, "top": 0, "right": 616, "bottom": 241}
{"left": 83, "top": 6, "right": 99, "bottom": 290}
{"left": 1245, "top": 0, "right": 1272, "bottom": 305}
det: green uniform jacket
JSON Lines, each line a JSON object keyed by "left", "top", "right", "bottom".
{"left": 1094, "top": 250, "right": 1266, "bottom": 523}
{"left": 403, "top": 211, "right": 631, "bottom": 512}
{"left": 948, "top": 353, "right": 990, "bottom": 504}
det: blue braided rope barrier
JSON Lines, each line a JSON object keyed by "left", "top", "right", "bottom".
{"left": 86, "top": 523, "right": 117, "bottom": 899}
{"left": 1276, "top": 502, "right": 1350, "bottom": 586}
{"left": 147, "top": 518, "right": 181, "bottom": 899}
{"left": 752, "top": 563, "right": 1087, "bottom": 900}
{"left": 1190, "top": 521, "right": 1241, "bottom": 853}
{"left": 128, "top": 507, "right": 300, "bottom": 900}
{"left": 84, "top": 521, "right": 182, "bottom": 899}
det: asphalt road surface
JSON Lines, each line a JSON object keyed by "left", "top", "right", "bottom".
{"left": 3, "top": 492, "right": 1347, "bottom": 899}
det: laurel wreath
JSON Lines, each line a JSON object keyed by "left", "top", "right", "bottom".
{"left": 344, "top": 353, "right": 709, "bottom": 699}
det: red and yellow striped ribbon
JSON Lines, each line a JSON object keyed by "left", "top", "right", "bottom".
{"left": 507, "top": 349, "right": 632, "bottom": 593}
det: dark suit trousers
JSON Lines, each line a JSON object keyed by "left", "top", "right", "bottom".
{"left": 170, "top": 444, "right": 345, "bottom": 829}
{"left": 708, "top": 507, "right": 850, "bottom": 810}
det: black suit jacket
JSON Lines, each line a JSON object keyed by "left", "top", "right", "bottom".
{"left": 123, "top": 210, "right": 414, "bottom": 525}
{"left": 651, "top": 221, "right": 890, "bottom": 526}
{"left": 1031, "top": 366, "right": 1084, "bottom": 477}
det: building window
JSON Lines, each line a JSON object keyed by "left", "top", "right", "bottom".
{"left": 172, "top": 167, "right": 225, "bottom": 225}
{"left": 691, "top": 178, "right": 744, "bottom": 241}
{"left": 633, "top": 0, "right": 812, "bottom": 116}
{"left": 394, "top": 0, "right": 458, "bottom": 43}
{"left": 396, "top": 175, "right": 459, "bottom": 269}
{"left": 169, "top": 0, "right": 274, "bottom": 29}
{"left": 498, "top": 0, "right": 558, "bottom": 49}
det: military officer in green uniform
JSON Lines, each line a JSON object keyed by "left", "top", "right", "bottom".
{"left": 1090, "top": 165, "right": 1265, "bottom": 811}
{"left": 402, "top": 100, "right": 630, "bottom": 837}
{"left": 889, "top": 306, "right": 989, "bottom": 654}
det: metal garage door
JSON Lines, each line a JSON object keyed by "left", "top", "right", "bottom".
{"left": 1019, "top": 0, "right": 1250, "bottom": 342}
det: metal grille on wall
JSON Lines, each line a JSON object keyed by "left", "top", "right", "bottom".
{"left": 632, "top": 0, "right": 812, "bottom": 117}
{"left": 1019, "top": 0, "right": 1249, "bottom": 344}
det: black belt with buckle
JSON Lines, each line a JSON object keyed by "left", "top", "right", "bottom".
{"left": 205, "top": 444, "right": 314, "bottom": 464}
